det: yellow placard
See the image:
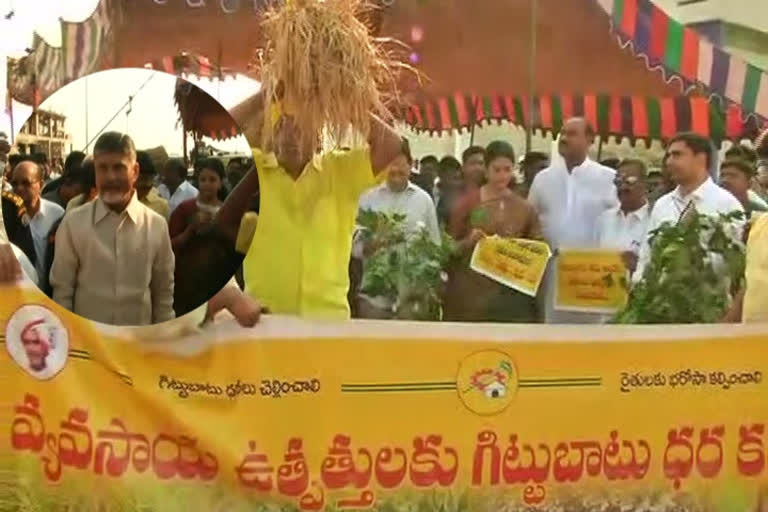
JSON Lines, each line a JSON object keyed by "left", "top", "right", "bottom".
{"left": 4, "top": 283, "right": 768, "bottom": 511}
{"left": 469, "top": 237, "right": 552, "bottom": 297}
{"left": 555, "top": 248, "right": 629, "bottom": 314}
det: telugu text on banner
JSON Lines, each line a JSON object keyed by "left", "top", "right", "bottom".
{"left": 470, "top": 237, "right": 551, "bottom": 297}
{"left": 2, "top": 283, "right": 768, "bottom": 511}
{"left": 555, "top": 249, "right": 630, "bottom": 314}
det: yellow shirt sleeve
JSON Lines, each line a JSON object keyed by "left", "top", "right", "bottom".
{"left": 236, "top": 212, "right": 259, "bottom": 255}
{"left": 321, "top": 147, "right": 375, "bottom": 200}
{"left": 743, "top": 213, "right": 768, "bottom": 323}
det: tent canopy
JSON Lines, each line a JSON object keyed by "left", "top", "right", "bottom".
{"left": 174, "top": 79, "right": 240, "bottom": 140}
{"left": 8, "top": 0, "right": 768, "bottom": 143}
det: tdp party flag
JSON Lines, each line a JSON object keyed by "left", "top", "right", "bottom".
{"left": 3, "top": 281, "right": 768, "bottom": 511}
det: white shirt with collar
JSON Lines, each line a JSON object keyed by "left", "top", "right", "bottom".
{"left": 596, "top": 203, "right": 650, "bottom": 252}
{"left": 356, "top": 181, "right": 441, "bottom": 248}
{"left": 28, "top": 198, "right": 64, "bottom": 281}
{"left": 50, "top": 192, "right": 175, "bottom": 326}
{"left": 528, "top": 157, "right": 618, "bottom": 249}
{"left": 353, "top": 181, "right": 441, "bottom": 311}
{"left": 158, "top": 180, "right": 198, "bottom": 214}
{"left": 634, "top": 177, "right": 744, "bottom": 282}
{"left": 529, "top": 157, "right": 617, "bottom": 324}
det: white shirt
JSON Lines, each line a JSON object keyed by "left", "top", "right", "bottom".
{"left": 157, "top": 180, "right": 199, "bottom": 214}
{"left": 528, "top": 158, "right": 618, "bottom": 249}
{"left": 596, "top": 203, "right": 650, "bottom": 252}
{"left": 528, "top": 157, "right": 617, "bottom": 324}
{"left": 634, "top": 178, "right": 744, "bottom": 282}
{"left": 356, "top": 181, "right": 441, "bottom": 250}
{"left": 353, "top": 181, "right": 441, "bottom": 310}
{"left": 28, "top": 198, "right": 64, "bottom": 282}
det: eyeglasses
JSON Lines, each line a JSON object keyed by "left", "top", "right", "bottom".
{"left": 613, "top": 176, "right": 640, "bottom": 187}
{"left": 10, "top": 179, "right": 40, "bottom": 188}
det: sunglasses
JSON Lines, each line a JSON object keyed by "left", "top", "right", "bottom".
{"left": 613, "top": 176, "right": 640, "bottom": 187}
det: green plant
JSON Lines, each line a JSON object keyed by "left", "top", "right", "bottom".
{"left": 357, "top": 209, "right": 456, "bottom": 320}
{"left": 615, "top": 210, "right": 745, "bottom": 324}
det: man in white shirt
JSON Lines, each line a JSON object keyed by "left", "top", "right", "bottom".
{"left": 157, "top": 157, "right": 198, "bottom": 214}
{"left": 11, "top": 160, "right": 64, "bottom": 290}
{"left": 596, "top": 159, "right": 651, "bottom": 276}
{"left": 357, "top": 160, "right": 441, "bottom": 245}
{"left": 528, "top": 117, "right": 617, "bottom": 323}
{"left": 354, "top": 142, "right": 441, "bottom": 317}
{"left": 635, "top": 132, "right": 744, "bottom": 282}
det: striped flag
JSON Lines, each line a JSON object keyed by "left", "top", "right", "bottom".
{"left": 62, "top": 0, "right": 116, "bottom": 82}
{"left": 7, "top": 34, "right": 64, "bottom": 107}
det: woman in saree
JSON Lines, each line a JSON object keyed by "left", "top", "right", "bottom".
{"left": 444, "top": 141, "right": 543, "bottom": 323}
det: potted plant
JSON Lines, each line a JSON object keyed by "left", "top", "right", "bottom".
{"left": 356, "top": 209, "right": 455, "bottom": 321}
{"left": 615, "top": 210, "right": 745, "bottom": 324}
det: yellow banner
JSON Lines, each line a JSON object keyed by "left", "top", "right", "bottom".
{"left": 470, "top": 237, "right": 552, "bottom": 297}
{"left": 3, "top": 283, "right": 768, "bottom": 511}
{"left": 555, "top": 249, "right": 630, "bottom": 314}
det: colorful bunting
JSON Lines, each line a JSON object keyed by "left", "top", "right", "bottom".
{"left": 7, "top": 34, "right": 64, "bottom": 108}
{"left": 62, "top": 0, "right": 115, "bottom": 82}
{"left": 143, "top": 54, "right": 237, "bottom": 80}
{"left": 402, "top": 92, "right": 764, "bottom": 145}
{"left": 599, "top": 0, "right": 768, "bottom": 122}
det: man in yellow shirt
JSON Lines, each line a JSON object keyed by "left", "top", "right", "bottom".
{"left": 218, "top": 91, "right": 403, "bottom": 320}
{"left": 136, "top": 151, "right": 170, "bottom": 219}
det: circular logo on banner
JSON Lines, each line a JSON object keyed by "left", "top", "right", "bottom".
{"left": 5, "top": 304, "right": 69, "bottom": 380}
{"left": 456, "top": 350, "right": 518, "bottom": 416}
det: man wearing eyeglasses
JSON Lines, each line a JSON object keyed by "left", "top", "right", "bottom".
{"left": 595, "top": 159, "right": 650, "bottom": 276}
{"left": 10, "top": 160, "right": 64, "bottom": 290}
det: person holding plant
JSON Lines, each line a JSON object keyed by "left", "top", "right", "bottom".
{"left": 444, "top": 140, "right": 542, "bottom": 323}
{"left": 354, "top": 139, "right": 441, "bottom": 319}
{"left": 634, "top": 132, "right": 745, "bottom": 283}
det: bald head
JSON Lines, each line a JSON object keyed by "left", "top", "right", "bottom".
{"left": 11, "top": 161, "right": 43, "bottom": 210}
{"left": 559, "top": 117, "right": 595, "bottom": 166}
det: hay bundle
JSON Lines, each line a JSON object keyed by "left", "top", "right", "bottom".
{"left": 255, "top": 0, "right": 410, "bottom": 153}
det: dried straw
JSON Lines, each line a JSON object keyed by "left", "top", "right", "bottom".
{"left": 255, "top": 0, "right": 413, "bottom": 153}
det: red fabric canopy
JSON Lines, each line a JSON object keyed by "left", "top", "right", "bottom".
{"left": 9, "top": 0, "right": 766, "bottom": 142}
{"left": 174, "top": 79, "right": 240, "bottom": 140}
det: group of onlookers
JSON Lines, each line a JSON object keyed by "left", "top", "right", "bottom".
{"left": 0, "top": 109, "right": 766, "bottom": 328}
{"left": 352, "top": 118, "right": 768, "bottom": 324}
{"left": 0, "top": 131, "right": 261, "bottom": 326}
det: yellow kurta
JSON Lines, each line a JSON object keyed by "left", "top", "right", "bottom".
{"left": 243, "top": 148, "right": 374, "bottom": 319}
{"left": 743, "top": 213, "right": 768, "bottom": 323}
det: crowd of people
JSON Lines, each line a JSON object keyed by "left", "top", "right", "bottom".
{"left": 0, "top": 130, "right": 262, "bottom": 327}
{"left": 350, "top": 118, "right": 768, "bottom": 325}
{"left": 0, "top": 107, "right": 766, "bottom": 327}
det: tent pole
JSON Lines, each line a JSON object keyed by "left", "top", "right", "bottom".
{"left": 85, "top": 76, "right": 89, "bottom": 151}
{"left": 597, "top": 136, "right": 604, "bottom": 161}
{"left": 8, "top": 93, "right": 14, "bottom": 146}
{"left": 183, "top": 127, "right": 188, "bottom": 166}
{"left": 526, "top": 0, "right": 538, "bottom": 154}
